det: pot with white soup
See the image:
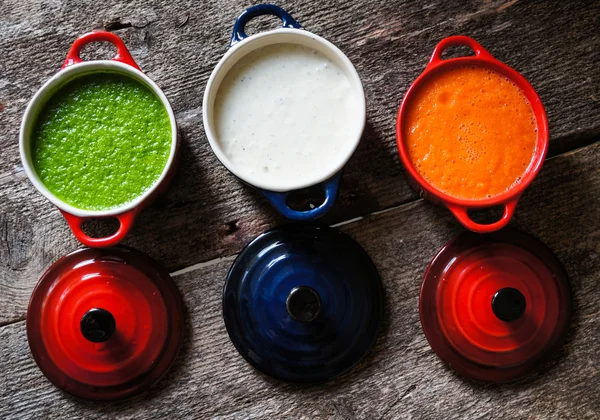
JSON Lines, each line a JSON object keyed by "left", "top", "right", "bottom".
{"left": 203, "top": 4, "right": 366, "bottom": 220}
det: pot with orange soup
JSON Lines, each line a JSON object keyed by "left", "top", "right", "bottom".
{"left": 396, "top": 36, "right": 549, "bottom": 233}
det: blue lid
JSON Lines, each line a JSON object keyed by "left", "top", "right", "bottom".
{"left": 223, "top": 225, "right": 383, "bottom": 382}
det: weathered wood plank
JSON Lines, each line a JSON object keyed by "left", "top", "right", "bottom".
{"left": 0, "top": 0, "right": 599, "bottom": 323}
{"left": 1, "top": 142, "right": 598, "bottom": 419}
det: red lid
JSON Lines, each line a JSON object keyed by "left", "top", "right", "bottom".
{"left": 420, "top": 230, "right": 571, "bottom": 383}
{"left": 26, "top": 247, "right": 184, "bottom": 401}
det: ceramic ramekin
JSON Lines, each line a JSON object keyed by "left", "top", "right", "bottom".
{"left": 203, "top": 4, "right": 366, "bottom": 221}
{"left": 396, "top": 36, "right": 549, "bottom": 233}
{"left": 20, "top": 31, "right": 178, "bottom": 247}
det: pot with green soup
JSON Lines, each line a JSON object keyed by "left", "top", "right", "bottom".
{"left": 20, "top": 31, "right": 178, "bottom": 247}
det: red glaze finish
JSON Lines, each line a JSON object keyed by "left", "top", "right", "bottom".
{"left": 60, "top": 209, "right": 138, "bottom": 248}
{"left": 62, "top": 31, "right": 141, "bottom": 70}
{"left": 420, "top": 230, "right": 571, "bottom": 383}
{"left": 27, "top": 247, "right": 184, "bottom": 401}
{"left": 396, "top": 36, "right": 549, "bottom": 233}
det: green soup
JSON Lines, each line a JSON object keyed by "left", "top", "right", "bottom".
{"left": 32, "top": 73, "right": 172, "bottom": 211}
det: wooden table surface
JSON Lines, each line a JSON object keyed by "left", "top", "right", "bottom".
{"left": 1, "top": 0, "right": 599, "bottom": 418}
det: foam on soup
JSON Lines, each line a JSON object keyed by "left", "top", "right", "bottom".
{"left": 404, "top": 66, "right": 537, "bottom": 200}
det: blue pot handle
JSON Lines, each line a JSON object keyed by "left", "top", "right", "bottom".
{"left": 230, "top": 4, "right": 302, "bottom": 46}
{"left": 261, "top": 173, "right": 342, "bottom": 221}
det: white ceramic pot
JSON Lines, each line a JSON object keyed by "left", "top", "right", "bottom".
{"left": 203, "top": 4, "right": 366, "bottom": 220}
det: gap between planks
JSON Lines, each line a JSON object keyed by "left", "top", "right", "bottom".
{"left": 1, "top": 140, "right": 597, "bottom": 331}
{"left": 0, "top": 199, "right": 422, "bottom": 331}
{"left": 171, "top": 139, "right": 600, "bottom": 277}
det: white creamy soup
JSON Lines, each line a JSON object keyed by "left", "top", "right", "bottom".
{"left": 213, "top": 42, "right": 363, "bottom": 190}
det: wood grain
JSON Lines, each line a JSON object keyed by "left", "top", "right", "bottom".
{"left": 1, "top": 0, "right": 599, "bottom": 324}
{"left": 1, "top": 141, "right": 598, "bottom": 419}
{"left": 1, "top": 1, "right": 599, "bottom": 416}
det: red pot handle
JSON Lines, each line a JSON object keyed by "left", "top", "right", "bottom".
{"left": 60, "top": 209, "right": 138, "bottom": 248}
{"left": 446, "top": 198, "right": 519, "bottom": 233}
{"left": 428, "top": 35, "right": 495, "bottom": 68}
{"left": 62, "top": 31, "right": 140, "bottom": 70}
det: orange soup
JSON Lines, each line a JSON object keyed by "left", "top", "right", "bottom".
{"left": 404, "top": 66, "right": 537, "bottom": 200}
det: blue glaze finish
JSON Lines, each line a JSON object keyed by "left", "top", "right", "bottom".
{"left": 260, "top": 172, "right": 341, "bottom": 221}
{"left": 230, "top": 4, "right": 302, "bottom": 46}
{"left": 223, "top": 224, "right": 383, "bottom": 382}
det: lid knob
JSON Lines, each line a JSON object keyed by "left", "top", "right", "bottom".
{"left": 286, "top": 286, "right": 321, "bottom": 322}
{"left": 80, "top": 308, "right": 116, "bottom": 343}
{"left": 492, "top": 287, "right": 526, "bottom": 322}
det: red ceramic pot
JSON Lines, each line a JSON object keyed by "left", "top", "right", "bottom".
{"left": 20, "top": 31, "right": 178, "bottom": 247}
{"left": 396, "top": 36, "right": 549, "bottom": 233}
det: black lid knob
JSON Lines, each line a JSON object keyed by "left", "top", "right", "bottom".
{"left": 492, "top": 288, "right": 526, "bottom": 322}
{"left": 286, "top": 286, "right": 321, "bottom": 322}
{"left": 80, "top": 308, "right": 116, "bottom": 343}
